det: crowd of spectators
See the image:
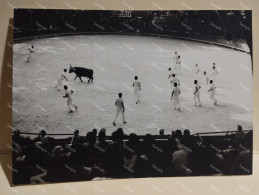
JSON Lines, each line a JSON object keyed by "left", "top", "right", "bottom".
{"left": 14, "top": 10, "right": 249, "bottom": 41}
{"left": 12, "top": 126, "right": 252, "bottom": 185}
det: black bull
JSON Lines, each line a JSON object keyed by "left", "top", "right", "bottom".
{"left": 69, "top": 66, "right": 94, "bottom": 83}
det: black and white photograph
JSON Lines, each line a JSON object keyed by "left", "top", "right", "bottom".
{"left": 12, "top": 9, "right": 253, "bottom": 185}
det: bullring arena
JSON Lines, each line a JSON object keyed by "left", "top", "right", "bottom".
{"left": 13, "top": 35, "right": 253, "bottom": 136}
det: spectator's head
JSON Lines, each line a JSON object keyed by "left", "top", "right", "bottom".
{"left": 92, "top": 129, "right": 97, "bottom": 136}
{"left": 142, "top": 134, "right": 154, "bottom": 154}
{"left": 98, "top": 130, "right": 106, "bottom": 143}
{"left": 100, "top": 128, "right": 106, "bottom": 134}
{"left": 52, "top": 145, "right": 64, "bottom": 158}
{"left": 174, "top": 83, "right": 178, "bottom": 87}
{"left": 210, "top": 80, "right": 213, "bottom": 84}
{"left": 159, "top": 129, "right": 165, "bottom": 136}
{"left": 64, "top": 69, "right": 67, "bottom": 73}
{"left": 171, "top": 131, "right": 176, "bottom": 137}
{"left": 204, "top": 71, "right": 206, "bottom": 75}
{"left": 112, "top": 128, "right": 124, "bottom": 142}
{"left": 175, "top": 129, "right": 182, "bottom": 138}
{"left": 168, "top": 68, "right": 171, "bottom": 71}
{"left": 183, "top": 129, "right": 190, "bottom": 137}
{"left": 135, "top": 76, "right": 138, "bottom": 80}
{"left": 74, "top": 130, "right": 79, "bottom": 136}
{"left": 13, "top": 129, "right": 21, "bottom": 138}
{"left": 194, "top": 80, "right": 198, "bottom": 84}
{"left": 128, "top": 133, "right": 139, "bottom": 147}
{"left": 64, "top": 85, "right": 68, "bottom": 90}
{"left": 172, "top": 74, "right": 176, "bottom": 77}
{"left": 118, "top": 93, "right": 122, "bottom": 98}
{"left": 238, "top": 125, "right": 243, "bottom": 132}
{"left": 175, "top": 52, "right": 177, "bottom": 55}
{"left": 40, "top": 130, "right": 46, "bottom": 137}
{"left": 195, "top": 64, "right": 198, "bottom": 67}
{"left": 86, "top": 131, "right": 96, "bottom": 146}
{"left": 31, "top": 45, "right": 34, "bottom": 49}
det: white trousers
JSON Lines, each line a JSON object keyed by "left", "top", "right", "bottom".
{"left": 134, "top": 88, "right": 140, "bottom": 102}
{"left": 210, "top": 92, "right": 217, "bottom": 104}
{"left": 173, "top": 97, "right": 180, "bottom": 109}
{"left": 67, "top": 98, "right": 76, "bottom": 111}
{"left": 114, "top": 109, "right": 125, "bottom": 123}
{"left": 193, "top": 93, "right": 201, "bottom": 106}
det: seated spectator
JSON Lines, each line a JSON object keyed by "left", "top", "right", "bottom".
{"left": 221, "top": 140, "right": 241, "bottom": 175}
{"left": 123, "top": 133, "right": 139, "bottom": 177}
{"left": 182, "top": 129, "right": 195, "bottom": 146}
{"left": 175, "top": 129, "right": 183, "bottom": 149}
{"left": 171, "top": 138, "right": 192, "bottom": 176}
{"left": 95, "top": 129, "right": 108, "bottom": 151}
{"left": 92, "top": 129, "right": 98, "bottom": 136}
{"left": 234, "top": 125, "right": 246, "bottom": 143}
{"left": 104, "top": 141, "right": 126, "bottom": 178}
{"left": 134, "top": 134, "right": 162, "bottom": 177}
{"left": 34, "top": 130, "right": 49, "bottom": 145}
{"left": 232, "top": 132, "right": 252, "bottom": 175}
{"left": 69, "top": 129, "right": 83, "bottom": 145}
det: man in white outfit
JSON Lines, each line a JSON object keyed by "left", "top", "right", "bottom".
{"left": 194, "top": 64, "right": 200, "bottom": 75}
{"left": 208, "top": 80, "right": 217, "bottom": 105}
{"left": 133, "top": 76, "right": 141, "bottom": 104}
{"left": 171, "top": 82, "right": 181, "bottom": 111}
{"left": 171, "top": 74, "right": 180, "bottom": 87}
{"left": 113, "top": 93, "right": 127, "bottom": 126}
{"left": 203, "top": 71, "right": 209, "bottom": 86}
{"left": 26, "top": 45, "right": 34, "bottom": 62}
{"left": 176, "top": 55, "right": 182, "bottom": 75}
{"left": 193, "top": 80, "right": 202, "bottom": 107}
{"left": 56, "top": 69, "right": 68, "bottom": 91}
{"left": 173, "top": 51, "right": 178, "bottom": 68}
{"left": 63, "top": 85, "right": 77, "bottom": 113}
{"left": 211, "top": 63, "right": 218, "bottom": 81}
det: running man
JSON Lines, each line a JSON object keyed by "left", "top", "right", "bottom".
{"left": 63, "top": 85, "right": 77, "bottom": 113}
{"left": 211, "top": 63, "right": 218, "bottom": 81}
{"left": 26, "top": 45, "right": 34, "bottom": 62}
{"left": 171, "top": 83, "right": 181, "bottom": 111}
{"left": 170, "top": 74, "right": 180, "bottom": 87}
{"left": 168, "top": 68, "right": 172, "bottom": 79}
{"left": 113, "top": 93, "right": 127, "bottom": 126}
{"left": 133, "top": 76, "right": 141, "bottom": 104}
{"left": 208, "top": 80, "right": 217, "bottom": 105}
{"left": 194, "top": 64, "right": 200, "bottom": 75}
{"left": 203, "top": 71, "right": 209, "bottom": 87}
{"left": 193, "top": 80, "right": 202, "bottom": 107}
{"left": 176, "top": 55, "right": 182, "bottom": 75}
{"left": 173, "top": 51, "right": 178, "bottom": 68}
{"left": 56, "top": 69, "right": 68, "bottom": 91}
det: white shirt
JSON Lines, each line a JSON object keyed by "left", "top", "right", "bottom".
{"left": 60, "top": 73, "right": 66, "bottom": 80}
{"left": 65, "top": 89, "right": 72, "bottom": 101}
{"left": 209, "top": 83, "right": 216, "bottom": 93}
{"left": 194, "top": 84, "right": 201, "bottom": 95}
{"left": 204, "top": 75, "right": 209, "bottom": 84}
{"left": 173, "top": 87, "right": 180, "bottom": 98}
{"left": 176, "top": 58, "right": 181, "bottom": 64}
{"left": 195, "top": 67, "right": 200, "bottom": 74}
{"left": 116, "top": 98, "right": 124, "bottom": 110}
{"left": 173, "top": 54, "right": 178, "bottom": 63}
{"left": 133, "top": 81, "right": 141, "bottom": 88}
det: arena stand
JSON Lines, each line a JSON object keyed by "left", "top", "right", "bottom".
{"left": 12, "top": 127, "right": 252, "bottom": 185}
{"left": 14, "top": 10, "right": 251, "bottom": 54}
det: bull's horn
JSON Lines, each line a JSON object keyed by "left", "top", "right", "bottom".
{"left": 69, "top": 64, "right": 72, "bottom": 68}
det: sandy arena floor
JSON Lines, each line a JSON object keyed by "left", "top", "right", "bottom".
{"left": 12, "top": 35, "right": 253, "bottom": 136}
